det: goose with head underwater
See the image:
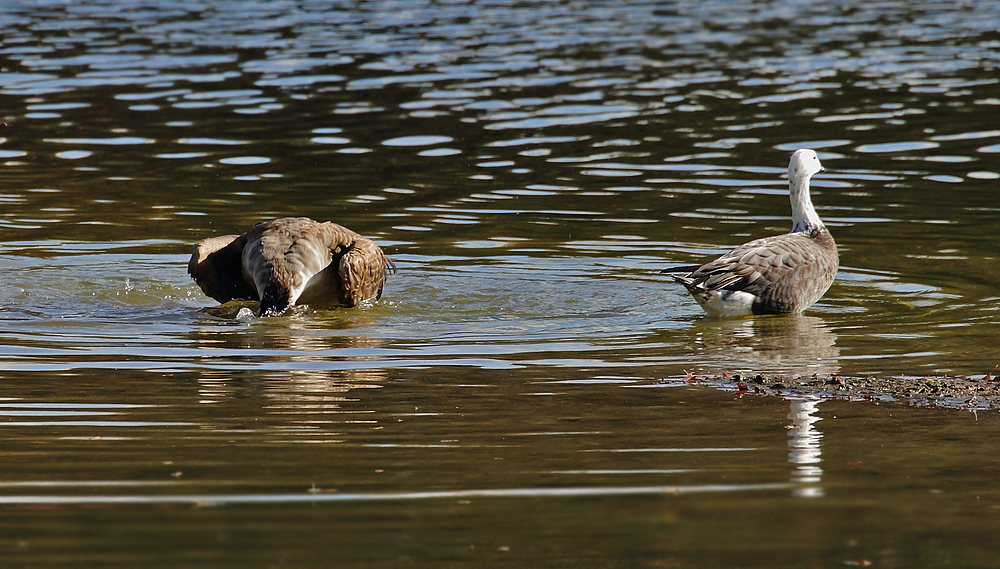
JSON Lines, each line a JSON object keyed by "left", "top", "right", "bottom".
{"left": 662, "top": 149, "right": 838, "bottom": 317}
{"left": 188, "top": 217, "right": 396, "bottom": 316}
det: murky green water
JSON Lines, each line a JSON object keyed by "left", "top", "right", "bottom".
{"left": 2, "top": 0, "right": 1000, "bottom": 566}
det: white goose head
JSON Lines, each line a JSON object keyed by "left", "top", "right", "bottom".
{"left": 788, "top": 148, "right": 826, "bottom": 233}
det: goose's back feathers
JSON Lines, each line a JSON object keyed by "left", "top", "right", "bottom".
{"left": 189, "top": 217, "right": 394, "bottom": 315}
{"left": 670, "top": 227, "right": 838, "bottom": 315}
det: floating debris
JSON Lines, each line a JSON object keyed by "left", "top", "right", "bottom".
{"left": 663, "top": 371, "right": 1000, "bottom": 411}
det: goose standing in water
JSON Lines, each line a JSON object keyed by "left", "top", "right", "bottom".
{"left": 662, "top": 149, "right": 838, "bottom": 316}
{"left": 188, "top": 217, "right": 395, "bottom": 316}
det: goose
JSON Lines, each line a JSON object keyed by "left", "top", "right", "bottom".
{"left": 662, "top": 149, "right": 838, "bottom": 316}
{"left": 188, "top": 217, "right": 395, "bottom": 316}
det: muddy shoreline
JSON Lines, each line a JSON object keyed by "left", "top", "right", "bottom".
{"left": 667, "top": 371, "right": 1000, "bottom": 411}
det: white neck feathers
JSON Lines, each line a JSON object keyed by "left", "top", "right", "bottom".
{"left": 790, "top": 173, "right": 823, "bottom": 232}
{"left": 787, "top": 149, "right": 825, "bottom": 233}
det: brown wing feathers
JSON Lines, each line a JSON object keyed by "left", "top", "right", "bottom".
{"left": 188, "top": 217, "right": 394, "bottom": 314}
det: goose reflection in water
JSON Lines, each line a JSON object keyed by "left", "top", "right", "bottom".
{"left": 690, "top": 314, "right": 841, "bottom": 376}
{"left": 187, "top": 315, "right": 390, "bottom": 421}
{"left": 787, "top": 397, "right": 824, "bottom": 498}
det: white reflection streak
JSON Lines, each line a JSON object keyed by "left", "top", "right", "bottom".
{"left": 0, "top": 482, "right": 790, "bottom": 506}
{"left": 787, "top": 397, "right": 823, "bottom": 498}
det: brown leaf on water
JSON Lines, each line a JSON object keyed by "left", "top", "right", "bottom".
{"left": 986, "top": 364, "right": 999, "bottom": 382}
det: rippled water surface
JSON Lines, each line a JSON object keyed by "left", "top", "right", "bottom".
{"left": 2, "top": 0, "right": 1000, "bottom": 566}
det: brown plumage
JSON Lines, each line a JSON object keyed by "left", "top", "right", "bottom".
{"left": 188, "top": 217, "right": 395, "bottom": 315}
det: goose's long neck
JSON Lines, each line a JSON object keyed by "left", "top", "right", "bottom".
{"left": 790, "top": 173, "right": 823, "bottom": 233}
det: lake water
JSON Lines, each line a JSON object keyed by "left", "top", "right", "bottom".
{"left": 2, "top": 0, "right": 1000, "bottom": 566}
